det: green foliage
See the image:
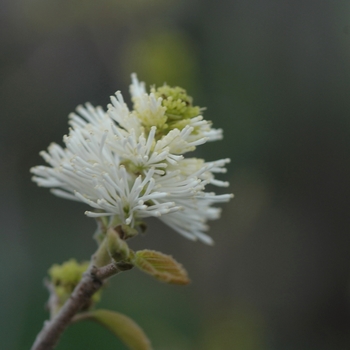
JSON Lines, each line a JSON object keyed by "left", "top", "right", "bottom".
{"left": 132, "top": 250, "right": 190, "bottom": 285}
{"left": 83, "top": 309, "right": 153, "bottom": 350}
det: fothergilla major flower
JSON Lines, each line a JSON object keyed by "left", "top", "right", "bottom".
{"left": 31, "top": 74, "right": 233, "bottom": 244}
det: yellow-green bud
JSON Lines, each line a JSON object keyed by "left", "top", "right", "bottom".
{"left": 152, "top": 85, "right": 201, "bottom": 123}
{"left": 48, "top": 259, "right": 101, "bottom": 310}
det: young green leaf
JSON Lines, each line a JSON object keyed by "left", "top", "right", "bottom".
{"left": 133, "top": 250, "right": 190, "bottom": 285}
{"left": 82, "top": 309, "right": 152, "bottom": 350}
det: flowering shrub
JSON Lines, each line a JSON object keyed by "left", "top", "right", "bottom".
{"left": 30, "top": 75, "right": 232, "bottom": 350}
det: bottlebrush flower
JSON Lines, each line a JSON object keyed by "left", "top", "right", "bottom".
{"left": 31, "top": 75, "right": 232, "bottom": 244}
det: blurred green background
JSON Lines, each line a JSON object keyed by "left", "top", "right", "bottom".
{"left": 1, "top": 1, "right": 350, "bottom": 349}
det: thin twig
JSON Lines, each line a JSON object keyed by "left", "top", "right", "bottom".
{"left": 31, "top": 263, "right": 120, "bottom": 350}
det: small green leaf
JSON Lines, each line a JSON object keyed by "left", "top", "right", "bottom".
{"left": 83, "top": 309, "right": 152, "bottom": 350}
{"left": 133, "top": 250, "right": 190, "bottom": 285}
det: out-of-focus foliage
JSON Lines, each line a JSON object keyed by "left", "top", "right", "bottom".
{"left": 122, "top": 30, "right": 198, "bottom": 89}
{"left": 199, "top": 303, "right": 267, "bottom": 350}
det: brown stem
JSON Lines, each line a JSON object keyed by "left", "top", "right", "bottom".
{"left": 31, "top": 263, "right": 119, "bottom": 350}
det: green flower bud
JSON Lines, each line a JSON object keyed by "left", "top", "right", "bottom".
{"left": 152, "top": 85, "right": 201, "bottom": 123}
{"left": 48, "top": 259, "right": 101, "bottom": 314}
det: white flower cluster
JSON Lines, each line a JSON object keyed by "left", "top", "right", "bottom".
{"left": 31, "top": 74, "right": 232, "bottom": 244}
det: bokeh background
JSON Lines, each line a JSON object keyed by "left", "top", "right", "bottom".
{"left": 1, "top": 1, "right": 350, "bottom": 349}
